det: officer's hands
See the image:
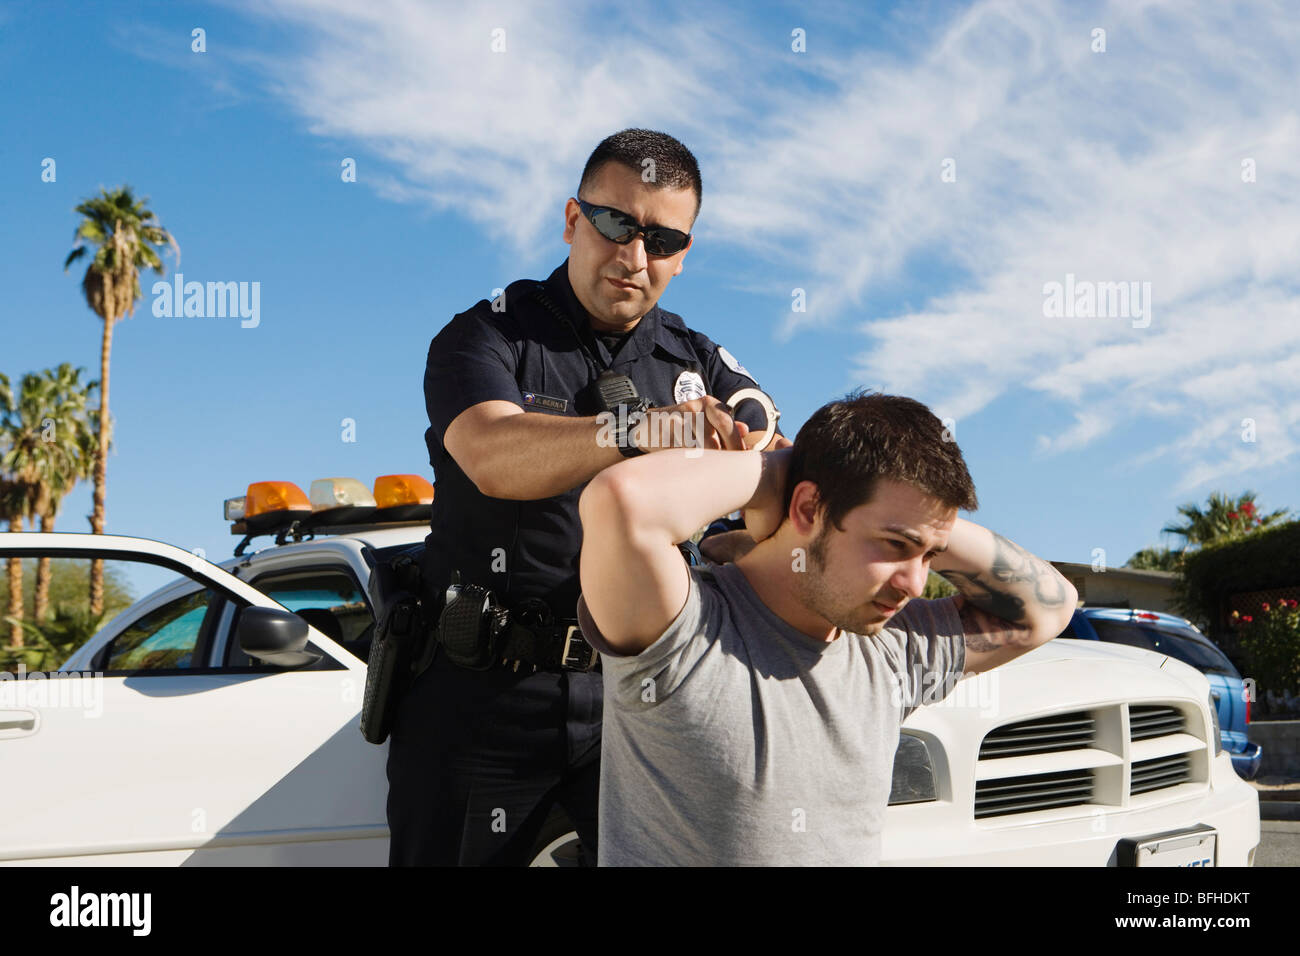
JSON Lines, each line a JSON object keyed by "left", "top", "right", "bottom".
{"left": 634, "top": 396, "right": 750, "bottom": 453}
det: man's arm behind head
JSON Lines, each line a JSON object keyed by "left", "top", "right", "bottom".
{"left": 577, "top": 438, "right": 779, "bottom": 655}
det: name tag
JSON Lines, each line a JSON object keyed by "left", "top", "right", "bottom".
{"left": 521, "top": 390, "right": 568, "bottom": 412}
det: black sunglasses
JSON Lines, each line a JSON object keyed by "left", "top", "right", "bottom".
{"left": 575, "top": 199, "right": 692, "bottom": 256}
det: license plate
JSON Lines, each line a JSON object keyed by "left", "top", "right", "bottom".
{"left": 1118, "top": 825, "right": 1217, "bottom": 867}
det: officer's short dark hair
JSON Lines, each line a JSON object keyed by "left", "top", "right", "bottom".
{"left": 782, "top": 389, "right": 979, "bottom": 533}
{"left": 578, "top": 129, "right": 702, "bottom": 224}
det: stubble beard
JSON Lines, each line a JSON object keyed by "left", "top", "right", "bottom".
{"left": 795, "top": 521, "right": 886, "bottom": 637}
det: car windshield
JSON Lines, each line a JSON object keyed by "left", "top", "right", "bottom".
{"left": 1089, "top": 619, "right": 1240, "bottom": 678}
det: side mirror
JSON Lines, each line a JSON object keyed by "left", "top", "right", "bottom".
{"left": 237, "top": 607, "right": 323, "bottom": 667}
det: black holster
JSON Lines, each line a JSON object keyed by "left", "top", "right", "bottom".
{"left": 360, "top": 551, "right": 439, "bottom": 745}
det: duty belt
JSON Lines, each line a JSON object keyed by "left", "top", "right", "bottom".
{"left": 495, "top": 618, "right": 599, "bottom": 673}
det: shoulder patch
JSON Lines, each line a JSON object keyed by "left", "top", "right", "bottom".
{"left": 716, "top": 345, "right": 756, "bottom": 383}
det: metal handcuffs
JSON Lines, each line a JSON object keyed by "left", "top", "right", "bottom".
{"left": 724, "top": 387, "right": 781, "bottom": 451}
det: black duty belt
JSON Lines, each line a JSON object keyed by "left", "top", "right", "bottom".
{"left": 494, "top": 618, "right": 598, "bottom": 673}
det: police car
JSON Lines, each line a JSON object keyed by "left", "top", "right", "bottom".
{"left": 0, "top": 473, "right": 1260, "bottom": 866}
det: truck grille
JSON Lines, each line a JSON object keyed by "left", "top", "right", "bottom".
{"left": 972, "top": 702, "right": 1205, "bottom": 822}
{"left": 1130, "top": 754, "right": 1192, "bottom": 794}
{"left": 974, "top": 769, "right": 1094, "bottom": 818}
{"left": 978, "top": 711, "right": 1094, "bottom": 759}
{"left": 1129, "top": 705, "right": 1183, "bottom": 740}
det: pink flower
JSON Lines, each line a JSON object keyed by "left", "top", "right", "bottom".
{"left": 1243, "top": 615, "right": 1253, "bottom": 623}
{"left": 1262, "top": 602, "right": 1271, "bottom": 612}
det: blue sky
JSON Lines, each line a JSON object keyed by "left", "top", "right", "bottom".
{"left": 3, "top": 0, "right": 1298, "bottom": 597}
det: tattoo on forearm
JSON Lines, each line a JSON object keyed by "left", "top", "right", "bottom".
{"left": 939, "top": 532, "right": 1067, "bottom": 622}
{"left": 956, "top": 596, "right": 1032, "bottom": 652}
{"left": 940, "top": 568, "right": 1026, "bottom": 622}
{"left": 988, "top": 532, "right": 1068, "bottom": 608}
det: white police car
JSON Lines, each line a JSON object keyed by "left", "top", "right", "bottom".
{"left": 0, "top": 473, "right": 1260, "bottom": 866}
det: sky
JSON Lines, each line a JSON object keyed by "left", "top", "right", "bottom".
{"left": 2, "top": 0, "right": 1298, "bottom": 597}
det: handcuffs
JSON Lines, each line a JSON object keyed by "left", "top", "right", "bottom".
{"left": 724, "top": 387, "right": 781, "bottom": 451}
{"left": 598, "top": 368, "right": 781, "bottom": 454}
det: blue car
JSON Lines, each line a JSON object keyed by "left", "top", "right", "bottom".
{"left": 1059, "top": 607, "right": 1262, "bottom": 780}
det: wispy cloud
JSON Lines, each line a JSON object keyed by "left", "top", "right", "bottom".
{"left": 222, "top": 0, "right": 1300, "bottom": 491}
{"left": 218, "top": 0, "right": 772, "bottom": 253}
{"left": 705, "top": 0, "right": 1300, "bottom": 489}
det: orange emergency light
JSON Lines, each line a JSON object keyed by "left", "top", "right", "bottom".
{"left": 374, "top": 474, "right": 435, "bottom": 508}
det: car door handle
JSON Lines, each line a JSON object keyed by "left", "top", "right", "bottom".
{"left": 0, "top": 711, "right": 38, "bottom": 739}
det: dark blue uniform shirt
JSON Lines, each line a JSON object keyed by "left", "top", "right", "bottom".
{"left": 422, "top": 258, "right": 781, "bottom": 620}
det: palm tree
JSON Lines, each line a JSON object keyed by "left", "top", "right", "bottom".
{"left": 14, "top": 367, "right": 98, "bottom": 621}
{"left": 0, "top": 372, "right": 24, "bottom": 649}
{"left": 64, "top": 186, "right": 177, "bottom": 614}
{"left": 0, "top": 478, "right": 34, "bottom": 651}
{"left": 1124, "top": 546, "right": 1180, "bottom": 572}
{"left": 1162, "top": 490, "right": 1289, "bottom": 549}
{"left": 38, "top": 375, "right": 99, "bottom": 622}
{"left": 1127, "top": 491, "right": 1289, "bottom": 570}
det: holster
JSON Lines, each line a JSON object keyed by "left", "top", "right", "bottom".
{"left": 359, "top": 551, "right": 438, "bottom": 745}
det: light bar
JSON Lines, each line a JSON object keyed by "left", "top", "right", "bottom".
{"left": 374, "top": 474, "right": 435, "bottom": 508}
{"left": 228, "top": 472, "right": 434, "bottom": 545}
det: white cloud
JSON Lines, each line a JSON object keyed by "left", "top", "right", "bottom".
{"left": 1036, "top": 411, "right": 1109, "bottom": 454}
{"left": 228, "top": 0, "right": 1300, "bottom": 492}
{"left": 708, "top": 0, "right": 1300, "bottom": 490}
{"left": 224, "top": 0, "right": 768, "bottom": 256}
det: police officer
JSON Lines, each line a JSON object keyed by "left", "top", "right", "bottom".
{"left": 387, "top": 128, "right": 788, "bottom": 865}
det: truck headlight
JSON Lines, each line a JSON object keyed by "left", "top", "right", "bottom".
{"left": 889, "top": 734, "right": 938, "bottom": 805}
{"left": 1208, "top": 690, "right": 1222, "bottom": 755}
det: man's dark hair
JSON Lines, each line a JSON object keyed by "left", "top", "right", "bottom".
{"left": 782, "top": 389, "right": 979, "bottom": 532}
{"left": 578, "top": 128, "right": 702, "bottom": 224}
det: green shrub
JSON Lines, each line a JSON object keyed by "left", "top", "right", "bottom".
{"left": 1176, "top": 519, "right": 1300, "bottom": 635}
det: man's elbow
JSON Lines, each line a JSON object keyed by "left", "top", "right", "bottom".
{"left": 457, "top": 440, "right": 543, "bottom": 499}
{"left": 445, "top": 405, "right": 534, "bottom": 499}
{"left": 579, "top": 467, "right": 640, "bottom": 528}
{"left": 1033, "top": 578, "right": 1079, "bottom": 646}
{"left": 459, "top": 454, "right": 514, "bottom": 500}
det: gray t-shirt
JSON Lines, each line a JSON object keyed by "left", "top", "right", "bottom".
{"left": 576, "top": 561, "right": 967, "bottom": 866}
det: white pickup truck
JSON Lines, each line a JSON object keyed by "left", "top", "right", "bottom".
{"left": 0, "top": 483, "right": 1260, "bottom": 866}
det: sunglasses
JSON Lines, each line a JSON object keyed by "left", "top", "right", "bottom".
{"left": 575, "top": 199, "right": 692, "bottom": 256}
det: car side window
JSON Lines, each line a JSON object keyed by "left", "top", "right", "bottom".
{"left": 244, "top": 568, "right": 373, "bottom": 662}
{"left": 1146, "top": 624, "right": 1239, "bottom": 677}
{"left": 105, "top": 588, "right": 217, "bottom": 671}
{"left": 1088, "top": 619, "right": 1158, "bottom": 652}
{"left": 1089, "top": 620, "right": 1239, "bottom": 677}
